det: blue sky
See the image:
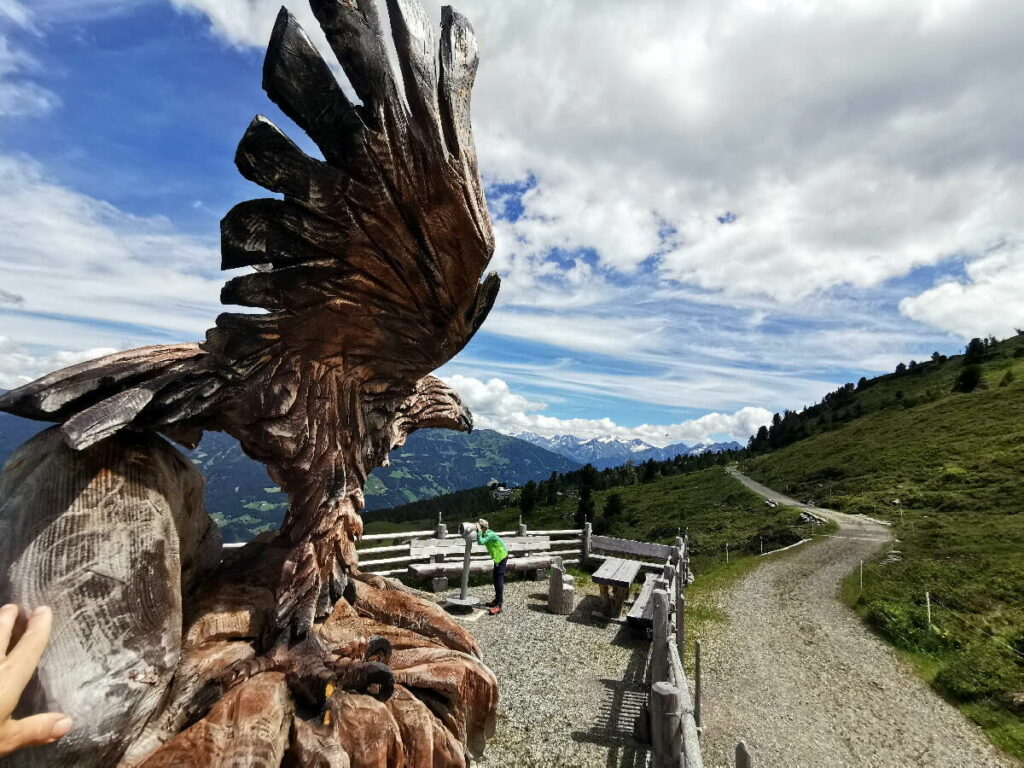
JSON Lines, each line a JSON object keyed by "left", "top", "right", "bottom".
{"left": 1, "top": 0, "right": 1022, "bottom": 446}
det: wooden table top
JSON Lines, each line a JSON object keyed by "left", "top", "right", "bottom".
{"left": 592, "top": 556, "right": 642, "bottom": 588}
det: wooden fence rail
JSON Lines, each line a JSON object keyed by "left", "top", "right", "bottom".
{"left": 647, "top": 536, "right": 704, "bottom": 768}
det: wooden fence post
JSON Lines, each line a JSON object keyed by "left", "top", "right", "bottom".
{"left": 695, "top": 639, "right": 703, "bottom": 731}
{"left": 518, "top": 514, "right": 527, "bottom": 536}
{"left": 652, "top": 588, "right": 670, "bottom": 685}
{"left": 582, "top": 521, "right": 592, "bottom": 566}
{"left": 651, "top": 681, "right": 682, "bottom": 768}
{"left": 430, "top": 522, "right": 448, "bottom": 593}
{"left": 677, "top": 582, "right": 686, "bottom": 667}
{"left": 736, "top": 740, "right": 752, "bottom": 768}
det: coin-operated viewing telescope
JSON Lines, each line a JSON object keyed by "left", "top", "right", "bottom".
{"left": 445, "top": 522, "right": 482, "bottom": 610}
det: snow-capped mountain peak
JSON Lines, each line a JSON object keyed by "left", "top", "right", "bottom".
{"left": 510, "top": 431, "right": 742, "bottom": 469}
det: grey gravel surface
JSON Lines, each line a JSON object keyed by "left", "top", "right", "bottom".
{"left": 453, "top": 578, "right": 651, "bottom": 768}
{"left": 699, "top": 470, "right": 1019, "bottom": 768}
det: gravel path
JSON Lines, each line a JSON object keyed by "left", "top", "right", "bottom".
{"left": 452, "top": 578, "right": 651, "bottom": 768}
{"left": 699, "top": 469, "right": 1018, "bottom": 768}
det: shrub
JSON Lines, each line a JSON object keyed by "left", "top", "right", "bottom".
{"left": 999, "top": 370, "right": 1015, "bottom": 387}
{"left": 953, "top": 364, "right": 983, "bottom": 393}
{"left": 934, "top": 642, "right": 1017, "bottom": 702}
{"left": 864, "top": 598, "right": 948, "bottom": 654}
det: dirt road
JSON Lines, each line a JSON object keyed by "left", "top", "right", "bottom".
{"left": 699, "top": 469, "right": 1016, "bottom": 767}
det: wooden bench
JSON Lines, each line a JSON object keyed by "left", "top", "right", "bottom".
{"left": 408, "top": 535, "right": 553, "bottom": 591}
{"left": 626, "top": 572, "right": 660, "bottom": 635}
{"left": 592, "top": 556, "right": 642, "bottom": 618}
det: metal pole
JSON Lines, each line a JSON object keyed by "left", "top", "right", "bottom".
{"left": 726, "top": 542, "right": 729, "bottom": 564}
{"left": 926, "top": 591, "right": 931, "bottom": 627}
{"left": 459, "top": 537, "right": 473, "bottom": 600}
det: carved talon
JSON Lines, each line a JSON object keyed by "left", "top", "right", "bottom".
{"left": 362, "top": 634, "right": 392, "bottom": 665}
{"left": 219, "top": 655, "right": 274, "bottom": 691}
{"left": 329, "top": 659, "right": 395, "bottom": 702}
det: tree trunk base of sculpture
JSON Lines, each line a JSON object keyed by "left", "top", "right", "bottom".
{"left": 1, "top": 431, "right": 498, "bottom": 768}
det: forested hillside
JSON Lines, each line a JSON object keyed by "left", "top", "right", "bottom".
{"left": 744, "top": 332, "right": 1024, "bottom": 758}
{"left": 0, "top": 417, "right": 578, "bottom": 542}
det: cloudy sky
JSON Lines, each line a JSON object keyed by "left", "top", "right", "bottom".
{"left": 0, "top": 0, "right": 1021, "bottom": 447}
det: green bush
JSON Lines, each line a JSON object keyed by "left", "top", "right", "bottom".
{"left": 934, "top": 642, "right": 1017, "bottom": 702}
{"left": 953, "top": 364, "right": 983, "bottom": 393}
{"left": 864, "top": 598, "right": 950, "bottom": 654}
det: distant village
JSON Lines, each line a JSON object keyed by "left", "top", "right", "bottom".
{"left": 486, "top": 478, "right": 578, "bottom": 502}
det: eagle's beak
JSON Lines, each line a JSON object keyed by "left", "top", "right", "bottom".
{"left": 458, "top": 403, "right": 474, "bottom": 433}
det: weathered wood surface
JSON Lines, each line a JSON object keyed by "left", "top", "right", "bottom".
{"left": 546, "top": 557, "right": 575, "bottom": 615}
{"left": 138, "top": 672, "right": 293, "bottom": 768}
{"left": 592, "top": 556, "right": 642, "bottom": 588}
{"left": 626, "top": 572, "right": 659, "bottom": 631}
{"left": 0, "top": 0, "right": 499, "bottom": 643}
{"left": 736, "top": 741, "right": 753, "bottom": 768}
{"left": 650, "top": 681, "right": 683, "bottom": 768}
{"left": 0, "top": 0, "right": 504, "bottom": 763}
{"left": 0, "top": 427, "right": 220, "bottom": 768}
{"left": 410, "top": 535, "right": 551, "bottom": 557}
{"left": 590, "top": 534, "right": 675, "bottom": 561}
{"left": 408, "top": 555, "right": 552, "bottom": 580}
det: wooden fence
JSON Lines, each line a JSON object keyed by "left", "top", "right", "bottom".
{"left": 224, "top": 520, "right": 758, "bottom": 765}
{"left": 643, "top": 536, "right": 704, "bottom": 768}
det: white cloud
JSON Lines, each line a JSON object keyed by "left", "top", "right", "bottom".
{"left": 0, "top": 36, "right": 58, "bottom": 117}
{"left": 0, "top": 336, "right": 117, "bottom": 390}
{"left": 0, "top": 153, "right": 223, "bottom": 346}
{"left": 444, "top": 374, "right": 771, "bottom": 446}
{"left": 899, "top": 247, "right": 1024, "bottom": 339}
{"left": 172, "top": 0, "right": 1024, "bottom": 341}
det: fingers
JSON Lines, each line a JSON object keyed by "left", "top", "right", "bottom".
{"left": 0, "top": 712, "right": 72, "bottom": 757}
{"left": 0, "top": 607, "right": 53, "bottom": 717}
{"left": 0, "top": 604, "right": 17, "bottom": 658}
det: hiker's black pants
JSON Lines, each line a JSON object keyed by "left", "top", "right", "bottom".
{"left": 493, "top": 556, "right": 508, "bottom": 606}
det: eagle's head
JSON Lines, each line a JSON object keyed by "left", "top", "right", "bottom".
{"left": 402, "top": 376, "right": 473, "bottom": 434}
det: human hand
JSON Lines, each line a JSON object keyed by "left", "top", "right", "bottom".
{"left": 0, "top": 605, "right": 71, "bottom": 757}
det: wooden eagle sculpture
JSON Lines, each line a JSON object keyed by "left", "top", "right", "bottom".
{"left": 0, "top": 0, "right": 498, "bottom": 644}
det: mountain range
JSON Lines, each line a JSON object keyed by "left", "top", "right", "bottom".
{"left": 512, "top": 431, "right": 742, "bottom": 469}
{"left": 0, "top": 411, "right": 579, "bottom": 542}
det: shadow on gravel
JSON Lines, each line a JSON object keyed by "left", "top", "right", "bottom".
{"left": 571, "top": 624, "right": 650, "bottom": 768}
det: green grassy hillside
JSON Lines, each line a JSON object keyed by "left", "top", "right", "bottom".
{"left": 744, "top": 334, "right": 1024, "bottom": 758}
{"left": 374, "top": 465, "right": 811, "bottom": 574}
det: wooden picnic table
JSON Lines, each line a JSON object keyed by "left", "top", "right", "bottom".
{"left": 592, "top": 556, "right": 642, "bottom": 617}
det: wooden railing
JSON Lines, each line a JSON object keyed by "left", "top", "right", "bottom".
{"left": 224, "top": 519, "right": 585, "bottom": 578}
{"left": 644, "top": 537, "right": 705, "bottom": 768}
{"left": 353, "top": 519, "right": 584, "bottom": 577}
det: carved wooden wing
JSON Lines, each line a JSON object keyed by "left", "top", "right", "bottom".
{"left": 210, "top": 0, "right": 499, "bottom": 383}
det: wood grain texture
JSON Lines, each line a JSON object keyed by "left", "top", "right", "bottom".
{"left": 0, "top": 0, "right": 499, "bottom": 642}
{"left": 351, "top": 579, "right": 481, "bottom": 659}
{"left": 0, "top": 427, "right": 220, "bottom": 768}
{"left": 547, "top": 557, "right": 575, "bottom": 615}
{"left": 138, "top": 672, "right": 293, "bottom": 768}
{"left": 0, "top": 0, "right": 504, "bottom": 761}
{"left": 390, "top": 647, "right": 498, "bottom": 759}
{"left": 119, "top": 641, "right": 257, "bottom": 767}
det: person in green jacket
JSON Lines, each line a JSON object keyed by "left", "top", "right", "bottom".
{"left": 476, "top": 519, "right": 508, "bottom": 615}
